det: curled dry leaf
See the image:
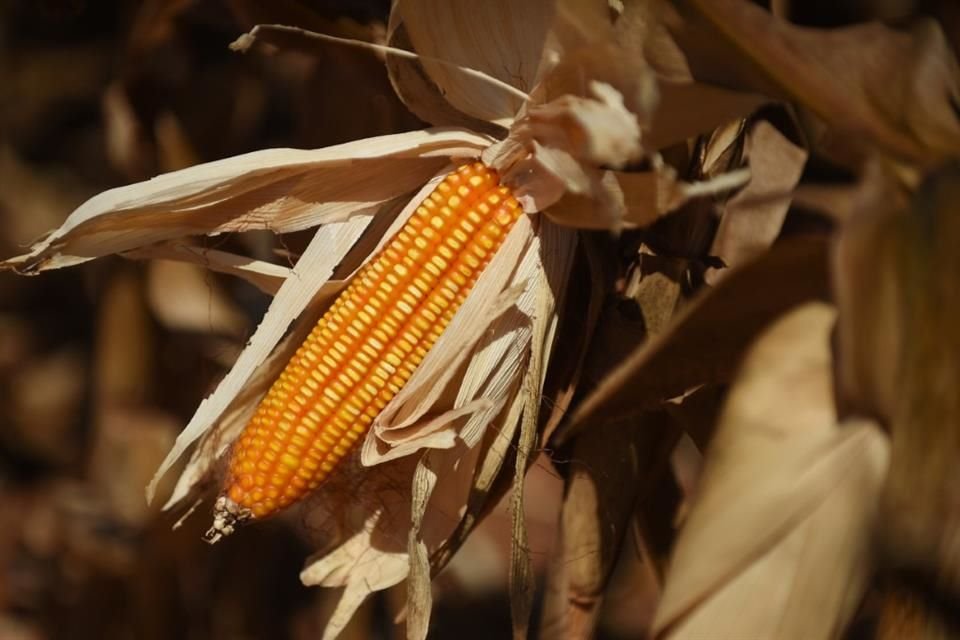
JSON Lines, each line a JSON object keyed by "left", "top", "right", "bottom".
{"left": 525, "top": 81, "right": 642, "bottom": 170}
{"left": 672, "top": 0, "right": 960, "bottom": 164}
{"left": 538, "top": 165, "right": 749, "bottom": 231}
{"left": 541, "top": 412, "right": 680, "bottom": 639}
{"left": 385, "top": 14, "right": 501, "bottom": 134}
{"left": 706, "top": 119, "right": 808, "bottom": 284}
{"left": 653, "top": 303, "right": 890, "bottom": 640}
{"left": 482, "top": 78, "right": 648, "bottom": 225}
{"left": 507, "top": 219, "right": 576, "bottom": 640}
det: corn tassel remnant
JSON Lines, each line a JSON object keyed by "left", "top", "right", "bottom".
{"left": 205, "top": 162, "right": 523, "bottom": 542}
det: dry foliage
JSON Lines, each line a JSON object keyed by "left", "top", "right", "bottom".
{"left": 2, "top": 0, "right": 960, "bottom": 638}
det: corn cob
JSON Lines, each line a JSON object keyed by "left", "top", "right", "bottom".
{"left": 206, "top": 162, "right": 522, "bottom": 541}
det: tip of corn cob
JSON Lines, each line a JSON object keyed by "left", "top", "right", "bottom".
{"left": 203, "top": 495, "right": 252, "bottom": 544}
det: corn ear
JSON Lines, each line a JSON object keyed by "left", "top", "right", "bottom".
{"left": 206, "top": 162, "right": 523, "bottom": 541}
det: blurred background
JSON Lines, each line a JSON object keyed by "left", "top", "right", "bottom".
{"left": 0, "top": 1, "right": 661, "bottom": 637}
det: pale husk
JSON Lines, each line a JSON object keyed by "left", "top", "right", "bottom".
{"left": 2, "top": 128, "right": 491, "bottom": 273}
{"left": 653, "top": 303, "right": 889, "bottom": 640}
{"left": 124, "top": 243, "right": 293, "bottom": 295}
{"left": 390, "top": 0, "right": 555, "bottom": 125}
{"left": 672, "top": 1, "right": 960, "bottom": 164}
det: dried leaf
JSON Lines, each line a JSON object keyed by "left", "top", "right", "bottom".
{"left": 612, "top": 1, "right": 768, "bottom": 149}
{"left": 406, "top": 452, "right": 439, "bottom": 640}
{"left": 124, "top": 242, "right": 291, "bottom": 295}
{"left": 527, "top": 82, "right": 642, "bottom": 170}
{"left": 541, "top": 413, "right": 679, "bottom": 638}
{"left": 706, "top": 120, "right": 808, "bottom": 284}
{"left": 428, "top": 376, "right": 526, "bottom": 574}
{"left": 539, "top": 0, "right": 659, "bottom": 125}
{"left": 502, "top": 146, "right": 747, "bottom": 231}
{"left": 484, "top": 81, "right": 648, "bottom": 227}
{"left": 385, "top": 20, "right": 502, "bottom": 133}
{"left": 2, "top": 128, "right": 491, "bottom": 273}
{"left": 646, "top": 81, "right": 767, "bottom": 151}
{"left": 392, "top": 0, "right": 554, "bottom": 124}
{"left": 653, "top": 303, "right": 889, "bottom": 640}
{"left": 564, "top": 236, "right": 831, "bottom": 437}
{"left": 674, "top": 0, "right": 960, "bottom": 164}
{"left": 539, "top": 233, "right": 612, "bottom": 443}
{"left": 299, "top": 457, "right": 416, "bottom": 640}
{"left": 509, "top": 349, "right": 541, "bottom": 640}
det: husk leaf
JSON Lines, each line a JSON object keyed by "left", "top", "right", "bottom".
{"left": 2, "top": 129, "right": 490, "bottom": 273}
{"left": 653, "top": 303, "right": 889, "bottom": 640}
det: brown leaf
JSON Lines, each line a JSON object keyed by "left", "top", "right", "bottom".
{"left": 563, "top": 235, "right": 831, "bottom": 438}
{"left": 406, "top": 452, "right": 439, "bottom": 640}
{"left": 673, "top": 0, "right": 960, "bottom": 164}
{"left": 509, "top": 221, "right": 575, "bottom": 640}
{"left": 647, "top": 81, "right": 767, "bottom": 151}
{"left": 540, "top": 233, "right": 613, "bottom": 443}
{"left": 391, "top": 0, "right": 553, "bottom": 124}
{"left": 540, "top": 412, "right": 680, "bottom": 638}
{"left": 653, "top": 303, "right": 889, "bottom": 640}
{"left": 836, "top": 161, "right": 960, "bottom": 596}
{"left": 385, "top": 20, "right": 502, "bottom": 134}
{"left": 538, "top": 1, "right": 659, "bottom": 128}
{"left": 706, "top": 119, "right": 808, "bottom": 283}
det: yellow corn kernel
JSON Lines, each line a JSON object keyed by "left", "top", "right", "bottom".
{"left": 207, "top": 162, "right": 522, "bottom": 541}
